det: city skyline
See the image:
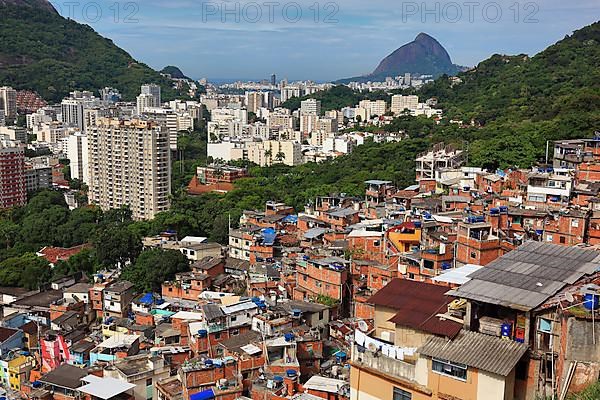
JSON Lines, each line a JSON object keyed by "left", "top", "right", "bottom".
{"left": 48, "top": 0, "right": 600, "bottom": 81}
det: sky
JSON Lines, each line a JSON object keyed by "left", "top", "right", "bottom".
{"left": 48, "top": 0, "right": 600, "bottom": 82}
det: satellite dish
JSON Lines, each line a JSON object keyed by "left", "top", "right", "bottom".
{"left": 565, "top": 292, "right": 575, "bottom": 303}
{"left": 358, "top": 320, "right": 369, "bottom": 332}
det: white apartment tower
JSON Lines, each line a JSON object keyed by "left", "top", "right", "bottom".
{"left": 391, "top": 95, "right": 419, "bottom": 115}
{"left": 66, "top": 133, "right": 89, "bottom": 184}
{"left": 0, "top": 87, "right": 17, "bottom": 119}
{"left": 136, "top": 93, "right": 158, "bottom": 115}
{"left": 300, "top": 98, "right": 321, "bottom": 116}
{"left": 88, "top": 118, "right": 171, "bottom": 220}
{"left": 61, "top": 91, "right": 99, "bottom": 131}
{"left": 140, "top": 84, "right": 161, "bottom": 106}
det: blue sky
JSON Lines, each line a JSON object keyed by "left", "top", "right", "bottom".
{"left": 49, "top": 0, "right": 599, "bottom": 81}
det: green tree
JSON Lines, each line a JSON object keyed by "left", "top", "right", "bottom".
{"left": 0, "top": 253, "right": 51, "bottom": 290}
{"left": 93, "top": 226, "right": 141, "bottom": 268}
{"left": 121, "top": 248, "right": 190, "bottom": 292}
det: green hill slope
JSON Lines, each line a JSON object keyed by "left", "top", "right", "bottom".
{"left": 0, "top": 2, "right": 179, "bottom": 102}
{"left": 419, "top": 21, "right": 600, "bottom": 168}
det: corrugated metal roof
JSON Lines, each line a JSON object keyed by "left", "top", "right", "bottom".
{"left": 447, "top": 241, "right": 600, "bottom": 311}
{"left": 419, "top": 330, "right": 528, "bottom": 377}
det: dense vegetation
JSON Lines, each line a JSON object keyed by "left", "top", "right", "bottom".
{"left": 281, "top": 85, "right": 392, "bottom": 112}
{"left": 0, "top": 3, "right": 181, "bottom": 102}
{"left": 0, "top": 190, "right": 189, "bottom": 290}
{"left": 418, "top": 21, "right": 600, "bottom": 168}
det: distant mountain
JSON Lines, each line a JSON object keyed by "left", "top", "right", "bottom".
{"left": 338, "top": 33, "right": 460, "bottom": 83}
{"left": 0, "top": 0, "right": 180, "bottom": 102}
{"left": 161, "top": 66, "right": 192, "bottom": 80}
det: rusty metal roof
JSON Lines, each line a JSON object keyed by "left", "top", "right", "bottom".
{"left": 368, "top": 279, "right": 461, "bottom": 338}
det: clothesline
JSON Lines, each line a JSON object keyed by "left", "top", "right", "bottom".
{"left": 354, "top": 330, "right": 417, "bottom": 361}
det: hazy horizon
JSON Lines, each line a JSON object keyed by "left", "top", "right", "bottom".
{"left": 48, "top": 0, "right": 600, "bottom": 81}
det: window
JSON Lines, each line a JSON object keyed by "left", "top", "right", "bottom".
{"left": 146, "top": 378, "right": 153, "bottom": 386}
{"left": 571, "top": 219, "right": 579, "bottom": 228}
{"left": 470, "top": 251, "right": 477, "bottom": 259}
{"left": 393, "top": 387, "right": 412, "bottom": 400}
{"left": 214, "top": 332, "right": 221, "bottom": 340}
{"left": 231, "top": 328, "right": 240, "bottom": 336}
{"left": 560, "top": 236, "right": 566, "bottom": 244}
{"left": 432, "top": 358, "right": 467, "bottom": 381}
{"left": 318, "top": 311, "right": 324, "bottom": 320}
{"left": 374, "top": 240, "right": 381, "bottom": 247}
{"left": 231, "top": 316, "right": 237, "bottom": 322}
{"left": 547, "top": 234, "right": 553, "bottom": 242}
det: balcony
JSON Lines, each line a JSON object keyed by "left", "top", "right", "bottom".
{"left": 351, "top": 344, "right": 415, "bottom": 381}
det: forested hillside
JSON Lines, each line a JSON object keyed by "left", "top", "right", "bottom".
{"left": 0, "top": 2, "right": 180, "bottom": 101}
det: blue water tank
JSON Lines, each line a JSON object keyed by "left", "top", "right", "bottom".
{"left": 336, "top": 351, "right": 347, "bottom": 362}
{"left": 490, "top": 208, "right": 500, "bottom": 215}
{"left": 273, "top": 375, "right": 284, "bottom": 383}
{"left": 204, "top": 359, "right": 214, "bottom": 367}
{"left": 501, "top": 323, "right": 512, "bottom": 337}
{"left": 584, "top": 294, "right": 600, "bottom": 310}
{"left": 198, "top": 329, "right": 208, "bottom": 338}
{"left": 499, "top": 206, "right": 508, "bottom": 213}
{"left": 414, "top": 221, "right": 422, "bottom": 228}
{"left": 286, "top": 369, "right": 297, "bottom": 378}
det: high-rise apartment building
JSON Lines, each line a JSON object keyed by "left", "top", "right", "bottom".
{"left": 61, "top": 91, "right": 99, "bottom": 131}
{"left": 140, "top": 84, "right": 161, "bottom": 106}
{"left": 142, "top": 107, "right": 179, "bottom": 151}
{"left": 358, "top": 100, "right": 387, "bottom": 118}
{"left": 391, "top": 95, "right": 419, "bottom": 115}
{"left": 136, "top": 93, "right": 158, "bottom": 115}
{"left": 66, "top": 133, "right": 89, "bottom": 184}
{"left": 245, "top": 92, "right": 264, "bottom": 114}
{"left": 300, "top": 98, "right": 321, "bottom": 116}
{"left": 88, "top": 118, "right": 171, "bottom": 220}
{"left": 0, "top": 139, "right": 26, "bottom": 209}
{"left": 0, "top": 87, "right": 17, "bottom": 119}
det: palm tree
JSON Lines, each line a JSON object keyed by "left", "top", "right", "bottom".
{"left": 275, "top": 152, "right": 285, "bottom": 163}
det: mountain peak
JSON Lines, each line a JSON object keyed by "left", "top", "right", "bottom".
{"left": 370, "top": 33, "right": 458, "bottom": 78}
{"left": 415, "top": 32, "right": 434, "bottom": 41}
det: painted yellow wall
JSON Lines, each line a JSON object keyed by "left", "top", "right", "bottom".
{"left": 374, "top": 306, "right": 398, "bottom": 340}
{"left": 427, "top": 358, "right": 478, "bottom": 400}
{"left": 350, "top": 364, "right": 431, "bottom": 400}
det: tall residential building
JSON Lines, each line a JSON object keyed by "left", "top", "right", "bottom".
{"left": 136, "top": 93, "right": 158, "bottom": 115}
{"left": 245, "top": 92, "right": 264, "bottom": 114}
{"left": 391, "top": 95, "right": 419, "bottom": 115}
{"left": 270, "top": 74, "right": 276, "bottom": 86}
{"left": 0, "top": 139, "right": 26, "bottom": 208}
{"left": 0, "top": 87, "right": 17, "bottom": 119}
{"left": 300, "top": 98, "right": 321, "bottom": 115}
{"left": 88, "top": 118, "right": 171, "bottom": 220}
{"left": 246, "top": 140, "right": 302, "bottom": 167}
{"left": 142, "top": 107, "right": 179, "bottom": 151}
{"left": 140, "top": 84, "right": 161, "bottom": 106}
{"left": 358, "top": 100, "right": 387, "bottom": 118}
{"left": 66, "top": 133, "right": 89, "bottom": 184}
{"left": 61, "top": 91, "right": 99, "bottom": 131}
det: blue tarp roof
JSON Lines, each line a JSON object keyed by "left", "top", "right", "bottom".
{"left": 262, "top": 228, "right": 277, "bottom": 245}
{"left": 283, "top": 215, "right": 298, "bottom": 223}
{"left": 190, "top": 389, "right": 214, "bottom": 400}
{"left": 139, "top": 293, "right": 154, "bottom": 305}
